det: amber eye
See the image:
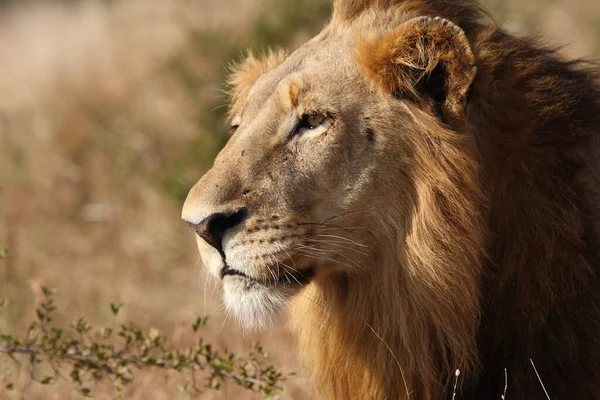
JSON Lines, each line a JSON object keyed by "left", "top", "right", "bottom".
{"left": 295, "top": 112, "right": 327, "bottom": 135}
{"left": 304, "top": 113, "right": 326, "bottom": 128}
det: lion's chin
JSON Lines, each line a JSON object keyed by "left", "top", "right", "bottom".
{"left": 222, "top": 276, "right": 298, "bottom": 331}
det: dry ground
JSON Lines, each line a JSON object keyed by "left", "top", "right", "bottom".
{"left": 0, "top": 0, "right": 598, "bottom": 398}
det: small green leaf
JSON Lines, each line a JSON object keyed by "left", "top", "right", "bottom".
{"left": 41, "top": 286, "right": 55, "bottom": 296}
{"left": 0, "top": 334, "right": 13, "bottom": 342}
{"left": 81, "top": 387, "right": 91, "bottom": 396}
{"left": 73, "top": 317, "right": 91, "bottom": 334}
{"left": 110, "top": 303, "right": 124, "bottom": 316}
{"left": 71, "top": 368, "right": 81, "bottom": 383}
{"left": 176, "top": 384, "right": 185, "bottom": 392}
{"left": 0, "top": 248, "right": 7, "bottom": 259}
{"left": 192, "top": 316, "right": 208, "bottom": 332}
{"left": 100, "top": 327, "right": 113, "bottom": 338}
{"left": 40, "top": 377, "right": 52, "bottom": 385}
{"left": 5, "top": 383, "right": 13, "bottom": 390}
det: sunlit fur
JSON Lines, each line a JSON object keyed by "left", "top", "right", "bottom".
{"left": 227, "top": 49, "right": 288, "bottom": 117}
{"left": 222, "top": 278, "right": 291, "bottom": 331}
{"left": 183, "top": 0, "right": 600, "bottom": 398}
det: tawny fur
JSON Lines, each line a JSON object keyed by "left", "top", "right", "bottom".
{"left": 184, "top": 0, "right": 600, "bottom": 398}
{"left": 227, "top": 48, "right": 288, "bottom": 117}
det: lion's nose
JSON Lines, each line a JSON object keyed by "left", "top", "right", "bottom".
{"left": 187, "top": 208, "right": 248, "bottom": 254}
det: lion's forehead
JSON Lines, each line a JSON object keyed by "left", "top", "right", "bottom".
{"left": 245, "top": 32, "right": 363, "bottom": 115}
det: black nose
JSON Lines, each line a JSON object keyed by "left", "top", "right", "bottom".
{"left": 189, "top": 208, "right": 248, "bottom": 254}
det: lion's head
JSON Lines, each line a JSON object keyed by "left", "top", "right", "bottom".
{"left": 183, "top": 0, "right": 600, "bottom": 398}
{"left": 182, "top": 12, "right": 483, "bottom": 319}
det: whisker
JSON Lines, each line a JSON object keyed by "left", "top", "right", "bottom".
{"left": 297, "top": 242, "right": 367, "bottom": 271}
{"left": 295, "top": 209, "right": 376, "bottom": 229}
{"left": 305, "top": 240, "right": 375, "bottom": 268}
{"left": 295, "top": 244, "right": 328, "bottom": 254}
{"left": 303, "top": 238, "right": 371, "bottom": 257}
{"left": 294, "top": 248, "right": 331, "bottom": 260}
{"left": 267, "top": 263, "right": 278, "bottom": 283}
{"left": 203, "top": 268, "right": 209, "bottom": 317}
{"left": 211, "top": 103, "right": 229, "bottom": 112}
{"left": 294, "top": 250, "right": 359, "bottom": 272}
{"left": 324, "top": 248, "right": 367, "bottom": 271}
{"left": 313, "top": 234, "right": 368, "bottom": 248}
{"left": 297, "top": 222, "right": 365, "bottom": 229}
{"left": 269, "top": 254, "right": 291, "bottom": 284}
{"left": 220, "top": 307, "right": 232, "bottom": 334}
{"left": 275, "top": 243, "right": 297, "bottom": 268}
{"left": 211, "top": 271, "right": 219, "bottom": 296}
{"left": 319, "top": 225, "right": 367, "bottom": 232}
{"left": 279, "top": 261, "right": 303, "bottom": 286}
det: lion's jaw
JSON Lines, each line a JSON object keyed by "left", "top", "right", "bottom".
{"left": 193, "top": 234, "right": 300, "bottom": 331}
{"left": 191, "top": 217, "right": 338, "bottom": 331}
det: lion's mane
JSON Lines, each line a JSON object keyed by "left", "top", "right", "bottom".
{"left": 287, "top": 1, "right": 600, "bottom": 399}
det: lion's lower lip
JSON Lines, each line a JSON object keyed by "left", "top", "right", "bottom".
{"left": 221, "top": 266, "right": 248, "bottom": 279}
{"left": 221, "top": 265, "right": 314, "bottom": 285}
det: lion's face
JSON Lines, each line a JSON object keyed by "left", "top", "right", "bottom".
{"left": 182, "top": 28, "right": 414, "bottom": 329}
{"left": 182, "top": 15, "right": 478, "bottom": 329}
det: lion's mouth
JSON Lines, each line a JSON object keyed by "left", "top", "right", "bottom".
{"left": 221, "top": 265, "right": 314, "bottom": 286}
{"left": 221, "top": 266, "right": 248, "bottom": 279}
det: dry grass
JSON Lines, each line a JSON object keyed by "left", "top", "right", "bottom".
{"left": 0, "top": 0, "right": 598, "bottom": 398}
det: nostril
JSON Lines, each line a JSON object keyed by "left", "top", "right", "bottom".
{"left": 225, "top": 207, "right": 248, "bottom": 228}
{"left": 190, "top": 207, "right": 248, "bottom": 253}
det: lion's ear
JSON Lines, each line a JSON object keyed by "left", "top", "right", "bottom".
{"left": 228, "top": 49, "right": 288, "bottom": 115}
{"left": 357, "top": 16, "right": 477, "bottom": 126}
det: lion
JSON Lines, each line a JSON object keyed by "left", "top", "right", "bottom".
{"left": 181, "top": 0, "right": 600, "bottom": 398}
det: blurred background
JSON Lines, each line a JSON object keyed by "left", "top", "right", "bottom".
{"left": 0, "top": 0, "right": 598, "bottom": 398}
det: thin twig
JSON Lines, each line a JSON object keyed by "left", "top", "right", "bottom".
{"left": 529, "top": 359, "right": 551, "bottom": 400}
{"left": 502, "top": 368, "right": 507, "bottom": 399}
{"left": 452, "top": 369, "right": 460, "bottom": 400}
{"left": 367, "top": 323, "right": 411, "bottom": 398}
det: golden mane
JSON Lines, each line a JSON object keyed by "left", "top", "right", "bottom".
{"left": 289, "top": 104, "right": 486, "bottom": 397}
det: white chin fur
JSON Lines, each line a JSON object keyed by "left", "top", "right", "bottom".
{"left": 222, "top": 277, "right": 294, "bottom": 331}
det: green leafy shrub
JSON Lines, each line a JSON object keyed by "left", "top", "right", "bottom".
{"left": 0, "top": 286, "right": 289, "bottom": 398}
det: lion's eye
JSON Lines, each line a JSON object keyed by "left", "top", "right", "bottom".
{"left": 295, "top": 112, "right": 327, "bottom": 135}
{"left": 304, "top": 113, "right": 326, "bottom": 128}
